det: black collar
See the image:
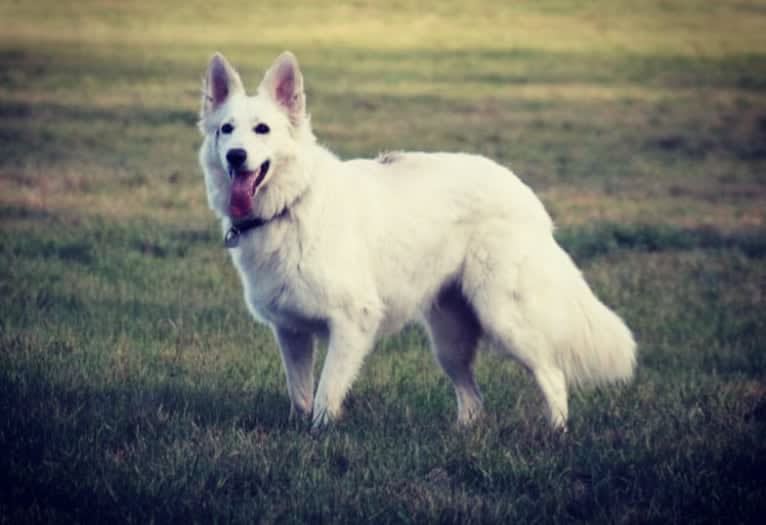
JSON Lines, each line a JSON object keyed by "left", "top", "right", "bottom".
{"left": 223, "top": 205, "right": 291, "bottom": 249}
{"left": 223, "top": 217, "right": 267, "bottom": 248}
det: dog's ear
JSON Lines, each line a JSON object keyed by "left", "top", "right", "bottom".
{"left": 202, "top": 53, "right": 244, "bottom": 116}
{"left": 259, "top": 51, "right": 305, "bottom": 125}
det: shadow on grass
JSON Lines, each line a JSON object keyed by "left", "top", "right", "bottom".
{"left": 557, "top": 223, "right": 766, "bottom": 262}
{"left": 0, "top": 359, "right": 290, "bottom": 524}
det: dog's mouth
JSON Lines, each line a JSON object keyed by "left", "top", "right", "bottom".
{"left": 229, "top": 160, "right": 270, "bottom": 219}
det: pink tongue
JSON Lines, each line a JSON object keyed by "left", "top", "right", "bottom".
{"left": 229, "top": 172, "right": 258, "bottom": 219}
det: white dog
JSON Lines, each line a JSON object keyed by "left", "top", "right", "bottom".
{"left": 198, "top": 51, "right": 636, "bottom": 430}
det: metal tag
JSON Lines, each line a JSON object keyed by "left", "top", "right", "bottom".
{"left": 223, "top": 226, "right": 240, "bottom": 249}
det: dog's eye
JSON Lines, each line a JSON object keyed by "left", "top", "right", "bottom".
{"left": 254, "top": 123, "right": 270, "bottom": 134}
{"left": 221, "top": 123, "right": 234, "bottom": 134}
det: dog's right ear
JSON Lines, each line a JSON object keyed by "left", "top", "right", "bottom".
{"left": 201, "top": 53, "right": 245, "bottom": 116}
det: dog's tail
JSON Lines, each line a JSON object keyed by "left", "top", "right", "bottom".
{"left": 553, "top": 276, "right": 637, "bottom": 389}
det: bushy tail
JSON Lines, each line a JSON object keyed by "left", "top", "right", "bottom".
{"left": 554, "top": 286, "right": 637, "bottom": 389}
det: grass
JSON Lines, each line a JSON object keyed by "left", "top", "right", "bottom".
{"left": 1, "top": 0, "right": 765, "bottom": 523}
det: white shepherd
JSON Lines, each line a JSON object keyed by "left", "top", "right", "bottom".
{"left": 198, "top": 51, "right": 636, "bottom": 430}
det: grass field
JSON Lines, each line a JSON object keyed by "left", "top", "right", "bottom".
{"left": 1, "top": 1, "right": 765, "bottom": 523}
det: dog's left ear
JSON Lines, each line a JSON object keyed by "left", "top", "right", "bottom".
{"left": 259, "top": 51, "right": 305, "bottom": 126}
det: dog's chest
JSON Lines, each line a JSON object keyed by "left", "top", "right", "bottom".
{"left": 251, "top": 286, "right": 327, "bottom": 335}
{"left": 237, "top": 258, "right": 327, "bottom": 334}
{"left": 258, "top": 302, "right": 328, "bottom": 335}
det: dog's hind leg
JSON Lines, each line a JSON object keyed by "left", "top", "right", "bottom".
{"left": 463, "top": 247, "right": 569, "bottom": 429}
{"left": 470, "top": 292, "right": 569, "bottom": 429}
{"left": 532, "top": 366, "right": 568, "bottom": 428}
{"left": 274, "top": 327, "right": 315, "bottom": 419}
{"left": 312, "top": 314, "right": 379, "bottom": 430}
{"left": 425, "top": 284, "right": 483, "bottom": 426}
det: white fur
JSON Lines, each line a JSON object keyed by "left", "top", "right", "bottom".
{"left": 198, "top": 52, "right": 637, "bottom": 430}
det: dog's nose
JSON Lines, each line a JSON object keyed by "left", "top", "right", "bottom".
{"left": 226, "top": 148, "right": 247, "bottom": 169}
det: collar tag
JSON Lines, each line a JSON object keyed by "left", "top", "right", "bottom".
{"left": 224, "top": 226, "right": 241, "bottom": 249}
{"left": 221, "top": 214, "right": 276, "bottom": 249}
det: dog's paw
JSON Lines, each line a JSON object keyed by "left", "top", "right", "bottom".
{"left": 310, "top": 407, "right": 332, "bottom": 433}
{"left": 289, "top": 405, "right": 312, "bottom": 422}
{"left": 456, "top": 412, "right": 484, "bottom": 430}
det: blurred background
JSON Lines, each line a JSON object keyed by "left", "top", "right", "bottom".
{"left": 1, "top": 1, "right": 765, "bottom": 523}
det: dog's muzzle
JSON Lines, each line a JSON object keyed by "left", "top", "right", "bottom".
{"left": 228, "top": 160, "right": 271, "bottom": 219}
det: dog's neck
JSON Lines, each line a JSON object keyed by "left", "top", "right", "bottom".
{"left": 223, "top": 207, "right": 290, "bottom": 248}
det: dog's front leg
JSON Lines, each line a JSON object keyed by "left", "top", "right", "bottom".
{"left": 312, "top": 315, "right": 377, "bottom": 430}
{"left": 274, "top": 326, "right": 315, "bottom": 420}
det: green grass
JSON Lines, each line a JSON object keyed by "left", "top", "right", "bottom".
{"left": 1, "top": 0, "right": 765, "bottom": 523}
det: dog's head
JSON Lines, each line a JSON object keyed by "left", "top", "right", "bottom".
{"left": 198, "top": 52, "right": 314, "bottom": 222}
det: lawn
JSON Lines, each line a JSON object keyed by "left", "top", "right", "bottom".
{"left": 1, "top": 1, "right": 765, "bottom": 523}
